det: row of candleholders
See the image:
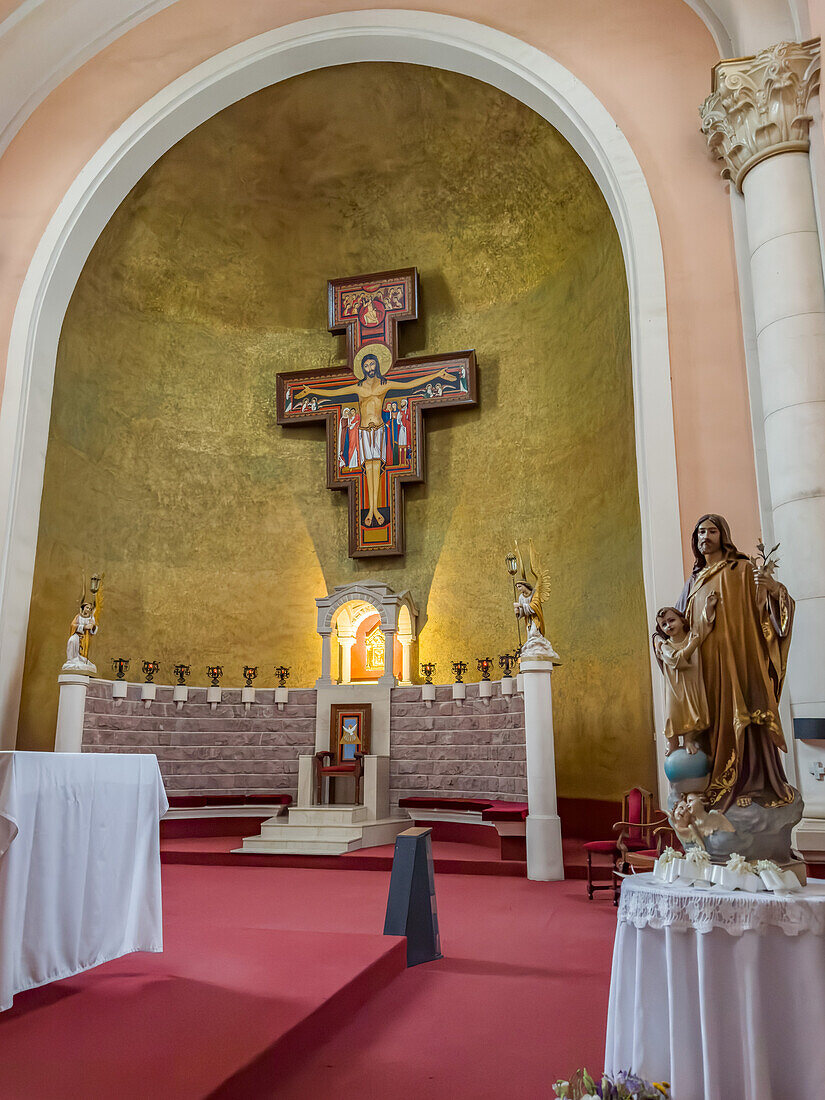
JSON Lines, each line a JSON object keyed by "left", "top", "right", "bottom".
{"left": 110, "top": 656, "right": 520, "bottom": 688}
{"left": 110, "top": 658, "right": 291, "bottom": 689}
{"left": 421, "top": 653, "right": 520, "bottom": 685}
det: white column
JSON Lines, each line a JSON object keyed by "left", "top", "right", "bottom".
{"left": 745, "top": 152, "right": 825, "bottom": 736}
{"left": 701, "top": 40, "right": 825, "bottom": 839}
{"left": 399, "top": 637, "right": 412, "bottom": 685}
{"left": 54, "top": 672, "right": 90, "bottom": 752}
{"left": 316, "top": 630, "right": 333, "bottom": 687}
{"left": 338, "top": 634, "right": 355, "bottom": 685}
{"left": 521, "top": 659, "right": 563, "bottom": 881}
{"left": 379, "top": 629, "right": 397, "bottom": 686}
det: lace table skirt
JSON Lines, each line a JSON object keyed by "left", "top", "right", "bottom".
{"left": 618, "top": 871, "right": 825, "bottom": 936}
{"left": 606, "top": 874, "right": 825, "bottom": 1100}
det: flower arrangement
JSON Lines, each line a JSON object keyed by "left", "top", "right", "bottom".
{"left": 553, "top": 1069, "right": 670, "bottom": 1099}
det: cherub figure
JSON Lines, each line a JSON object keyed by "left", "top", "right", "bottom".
{"left": 653, "top": 595, "right": 718, "bottom": 756}
{"left": 685, "top": 793, "right": 735, "bottom": 836}
{"left": 669, "top": 792, "right": 735, "bottom": 850}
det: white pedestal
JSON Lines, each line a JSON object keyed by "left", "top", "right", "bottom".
{"left": 479, "top": 680, "right": 492, "bottom": 702}
{"left": 516, "top": 672, "right": 524, "bottom": 693}
{"left": 112, "top": 680, "right": 128, "bottom": 700}
{"left": 521, "top": 659, "right": 563, "bottom": 881}
{"left": 207, "top": 685, "right": 221, "bottom": 709}
{"left": 172, "top": 684, "right": 188, "bottom": 709}
{"left": 421, "top": 683, "right": 436, "bottom": 707}
{"left": 54, "top": 673, "right": 91, "bottom": 752}
{"left": 452, "top": 682, "right": 466, "bottom": 702}
{"left": 500, "top": 677, "right": 515, "bottom": 696}
{"left": 275, "top": 686, "right": 289, "bottom": 710}
{"left": 141, "top": 683, "right": 156, "bottom": 708}
{"left": 242, "top": 686, "right": 255, "bottom": 711}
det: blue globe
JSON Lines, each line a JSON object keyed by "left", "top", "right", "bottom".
{"left": 664, "top": 747, "right": 710, "bottom": 784}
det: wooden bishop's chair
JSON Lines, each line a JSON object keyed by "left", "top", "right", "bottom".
{"left": 314, "top": 704, "right": 371, "bottom": 806}
{"left": 314, "top": 750, "right": 364, "bottom": 805}
{"left": 583, "top": 787, "right": 663, "bottom": 903}
{"left": 612, "top": 821, "right": 679, "bottom": 900}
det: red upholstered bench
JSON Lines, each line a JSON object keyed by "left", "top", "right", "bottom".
{"left": 398, "top": 796, "right": 528, "bottom": 861}
{"left": 161, "top": 793, "right": 293, "bottom": 840}
{"left": 166, "top": 794, "right": 293, "bottom": 809}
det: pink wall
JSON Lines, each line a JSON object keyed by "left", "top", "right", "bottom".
{"left": 0, "top": 0, "right": 759, "bottom": 562}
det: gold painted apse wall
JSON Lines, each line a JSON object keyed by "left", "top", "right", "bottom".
{"left": 18, "top": 63, "right": 656, "bottom": 800}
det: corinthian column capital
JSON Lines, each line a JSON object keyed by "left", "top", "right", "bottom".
{"left": 700, "top": 38, "right": 821, "bottom": 191}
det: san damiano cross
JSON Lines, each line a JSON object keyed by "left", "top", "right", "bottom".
{"left": 276, "top": 268, "right": 477, "bottom": 557}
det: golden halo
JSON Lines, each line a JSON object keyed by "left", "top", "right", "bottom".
{"left": 353, "top": 342, "right": 393, "bottom": 380}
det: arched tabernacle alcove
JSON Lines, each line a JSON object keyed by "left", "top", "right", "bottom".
{"left": 316, "top": 583, "right": 418, "bottom": 687}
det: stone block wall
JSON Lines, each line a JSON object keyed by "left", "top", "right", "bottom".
{"left": 81, "top": 678, "right": 526, "bottom": 806}
{"left": 81, "top": 680, "right": 316, "bottom": 799}
{"left": 389, "top": 683, "right": 526, "bottom": 806}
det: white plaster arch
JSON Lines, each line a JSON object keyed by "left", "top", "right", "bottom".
{"left": 0, "top": 9, "right": 684, "bottom": 747}
{"left": 0, "top": 0, "right": 808, "bottom": 161}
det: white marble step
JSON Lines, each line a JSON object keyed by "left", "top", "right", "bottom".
{"left": 234, "top": 816, "right": 409, "bottom": 857}
{"left": 258, "top": 823, "right": 364, "bottom": 842}
{"left": 238, "top": 836, "right": 362, "bottom": 855}
{"left": 287, "top": 805, "right": 368, "bottom": 826}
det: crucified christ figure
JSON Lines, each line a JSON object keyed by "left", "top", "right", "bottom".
{"left": 295, "top": 352, "right": 453, "bottom": 526}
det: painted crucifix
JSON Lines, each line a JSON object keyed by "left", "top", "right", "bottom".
{"left": 276, "top": 267, "right": 477, "bottom": 557}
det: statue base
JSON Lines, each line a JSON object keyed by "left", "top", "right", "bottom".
{"left": 671, "top": 787, "right": 805, "bottom": 865}
{"left": 519, "top": 634, "right": 560, "bottom": 663}
{"left": 61, "top": 657, "right": 96, "bottom": 675}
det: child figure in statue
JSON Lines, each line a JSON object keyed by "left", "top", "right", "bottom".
{"left": 66, "top": 601, "right": 97, "bottom": 665}
{"left": 653, "top": 594, "right": 718, "bottom": 756}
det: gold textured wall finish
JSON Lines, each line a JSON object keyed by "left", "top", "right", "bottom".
{"left": 18, "top": 63, "right": 656, "bottom": 800}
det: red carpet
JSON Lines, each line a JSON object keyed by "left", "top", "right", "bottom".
{"left": 0, "top": 863, "right": 618, "bottom": 1099}
{"left": 161, "top": 834, "right": 531, "bottom": 876}
{"left": 160, "top": 834, "right": 594, "bottom": 879}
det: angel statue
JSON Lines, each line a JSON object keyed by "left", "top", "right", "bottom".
{"left": 63, "top": 572, "right": 103, "bottom": 673}
{"left": 511, "top": 540, "right": 559, "bottom": 662}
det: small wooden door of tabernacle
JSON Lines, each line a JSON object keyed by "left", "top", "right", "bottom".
{"left": 329, "top": 704, "right": 372, "bottom": 765}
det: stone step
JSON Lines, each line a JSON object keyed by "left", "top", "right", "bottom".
{"left": 287, "top": 805, "right": 368, "bottom": 826}
{"left": 235, "top": 817, "right": 410, "bottom": 857}
{"left": 258, "top": 824, "right": 365, "bottom": 842}
{"left": 236, "top": 836, "right": 361, "bottom": 855}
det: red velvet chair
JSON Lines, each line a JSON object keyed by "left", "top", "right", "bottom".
{"left": 612, "top": 822, "right": 679, "bottom": 899}
{"left": 314, "top": 750, "right": 364, "bottom": 806}
{"left": 583, "top": 787, "right": 656, "bottom": 902}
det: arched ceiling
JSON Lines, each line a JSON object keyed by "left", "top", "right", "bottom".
{"left": 0, "top": 0, "right": 809, "bottom": 159}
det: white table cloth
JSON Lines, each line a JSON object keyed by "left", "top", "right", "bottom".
{"left": 0, "top": 751, "right": 168, "bottom": 1010}
{"left": 605, "top": 872, "right": 825, "bottom": 1100}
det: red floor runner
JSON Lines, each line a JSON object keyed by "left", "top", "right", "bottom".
{"left": 1, "top": 863, "right": 618, "bottom": 1099}
{"left": 160, "top": 835, "right": 592, "bottom": 879}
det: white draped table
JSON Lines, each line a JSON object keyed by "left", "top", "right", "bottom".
{"left": 605, "top": 872, "right": 825, "bottom": 1100}
{"left": 0, "top": 751, "right": 168, "bottom": 1011}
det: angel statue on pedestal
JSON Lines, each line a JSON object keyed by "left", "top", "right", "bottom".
{"left": 63, "top": 572, "right": 103, "bottom": 674}
{"left": 511, "top": 540, "right": 559, "bottom": 663}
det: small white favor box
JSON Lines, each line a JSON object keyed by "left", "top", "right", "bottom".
{"left": 709, "top": 863, "right": 765, "bottom": 892}
{"left": 676, "top": 858, "right": 711, "bottom": 886}
{"left": 652, "top": 856, "right": 682, "bottom": 885}
{"left": 759, "top": 867, "right": 803, "bottom": 893}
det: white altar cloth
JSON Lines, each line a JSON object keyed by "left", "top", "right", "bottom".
{"left": 0, "top": 751, "right": 168, "bottom": 1011}
{"left": 605, "top": 873, "right": 825, "bottom": 1100}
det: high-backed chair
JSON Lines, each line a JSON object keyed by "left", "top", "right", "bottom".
{"left": 314, "top": 750, "right": 364, "bottom": 806}
{"left": 314, "top": 703, "right": 371, "bottom": 806}
{"left": 612, "top": 821, "right": 679, "bottom": 901}
{"left": 583, "top": 787, "right": 657, "bottom": 901}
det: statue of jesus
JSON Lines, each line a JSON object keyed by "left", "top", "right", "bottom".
{"left": 295, "top": 345, "right": 452, "bottom": 527}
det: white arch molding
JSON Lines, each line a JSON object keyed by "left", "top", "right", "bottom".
{"left": 0, "top": 10, "right": 684, "bottom": 750}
